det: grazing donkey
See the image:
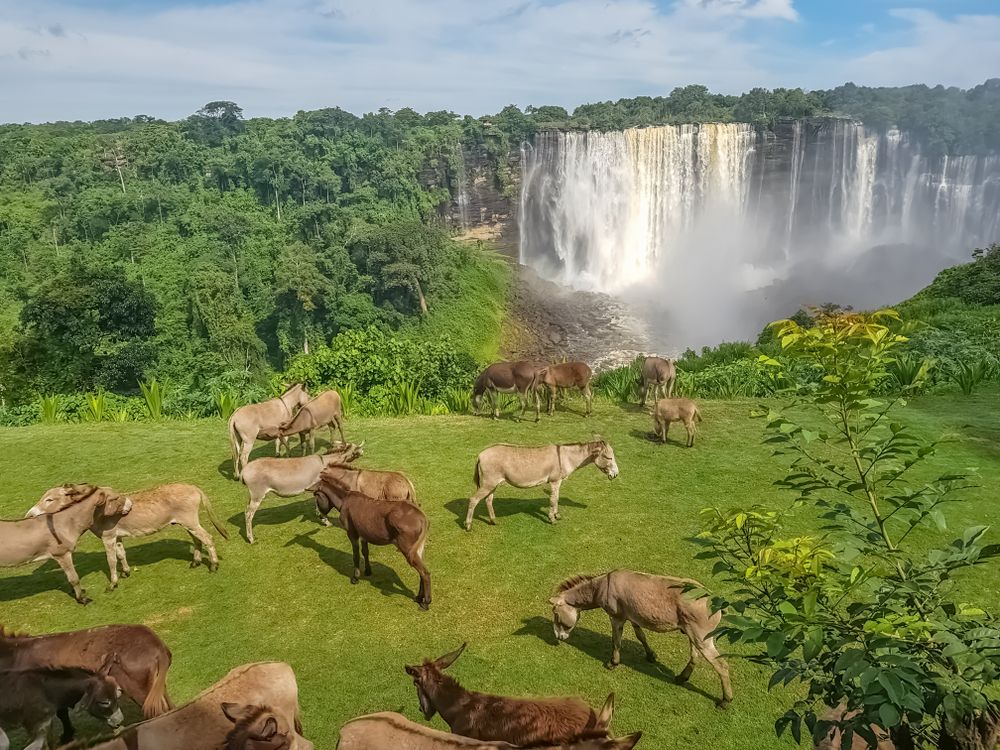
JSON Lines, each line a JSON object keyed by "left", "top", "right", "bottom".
{"left": 26, "top": 482, "right": 228, "bottom": 588}
{"left": 405, "top": 644, "right": 615, "bottom": 745}
{"left": 651, "top": 398, "right": 702, "bottom": 447}
{"left": 471, "top": 361, "right": 545, "bottom": 421}
{"left": 241, "top": 442, "right": 364, "bottom": 544}
{"left": 58, "top": 662, "right": 312, "bottom": 750}
{"left": 467, "top": 439, "right": 619, "bottom": 530}
{"left": 550, "top": 570, "right": 733, "bottom": 707}
{"left": 277, "top": 390, "right": 346, "bottom": 455}
{"left": 229, "top": 383, "right": 310, "bottom": 479}
{"left": 316, "top": 463, "right": 417, "bottom": 512}
{"left": 337, "top": 712, "right": 643, "bottom": 750}
{"left": 0, "top": 487, "right": 132, "bottom": 604}
{"left": 537, "top": 362, "right": 594, "bottom": 416}
{"left": 639, "top": 357, "right": 676, "bottom": 406}
{"left": 313, "top": 481, "right": 431, "bottom": 610}
{"left": 0, "top": 624, "right": 172, "bottom": 720}
{"left": 0, "top": 656, "right": 124, "bottom": 750}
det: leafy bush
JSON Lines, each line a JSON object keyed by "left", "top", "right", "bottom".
{"left": 39, "top": 395, "right": 62, "bottom": 424}
{"left": 213, "top": 390, "right": 239, "bottom": 420}
{"left": 85, "top": 391, "right": 108, "bottom": 422}
{"left": 444, "top": 387, "right": 472, "bottom": 414}
{"left": 387, "top": 380, "right": 423, "bottom": 416}
{"left": 947, "top": 358, "right": 995, "bottom": 396}
{"left": 593, "top": 357, "right": 642, "bottom": 403}
{"left": 910, "top": 244, "right": 1000, "bottom": 306}
{"left": 138, "top": 378, "right": 165, "bottom": 420}
{"left": 677, "top": 341, "right": 757, "bottom": 373}
{"left": 887, "top": 352, "right": 936, "bottom": 393}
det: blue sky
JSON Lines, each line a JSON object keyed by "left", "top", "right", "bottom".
{"left": 1, "top": 0, "right": 998, "bottom": 123}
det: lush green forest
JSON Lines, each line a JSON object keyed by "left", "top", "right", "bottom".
{"left": 1, "top": 80, "right": 997, "bottom": 420}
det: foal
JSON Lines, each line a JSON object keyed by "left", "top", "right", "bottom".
{"left": 313, "top": 481, "right": 431, "bottom": 610}
{"left": 405, "top": 643, "right": 615, "bottom": 745}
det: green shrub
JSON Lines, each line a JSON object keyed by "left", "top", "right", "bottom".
{"left": 138, "top": 378, "right": 165, "bottom": 420}
{"left": 85, "top": 391, "right": 107, "bottom": 422}
{"left": 593, "top": 357, "right": 642, "bottom": 403}
{"left": 887, "top": 352, "right": 935, "bottom": 393}
{"left": 39, "top": 395, "right": 62, "bottom": 424}
{"left": 213, "top": 390, "right": 239, "bottom": 420}
{"left": 947, "top": 358, "right": 995, "bottom": 396}
{"left": 387, "top": 380, "right": 423, "bottom": 416}
{"left": 444, "top": 387, "right": 472, "bottom": 414}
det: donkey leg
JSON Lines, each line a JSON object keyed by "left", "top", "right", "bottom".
{"left": 0, "top": 725, "right": 9, "bottom": 750}
{"left": 584, "top": 385, "right": 593, "bottom": 416}
{"left": 548, "top": 480, "right": 562, "bottom": 523}
{"left": 465, "top": 486, "right": 492, "bottom": 531}
{"left": 187, "top": 523, "right": 219, "bottom": 572}
{"left": 677, "top": 639, "right": 698, "bottom": 683}
{"left": 361, "top": 540, "right": 372, "bottom": 577}
{"left": 23, "top": 719, "right": 51, "bottom": 750}
{"left": 239, "top": 441, "right": 253, "bottom": 478}
{"left": 667, "top": 376, "right": 676, "bottom": 399}
{"left": 605, "top": 617, "right": 625, "bottom": 669}
{"left": 115, "top": 541, "right": 131, "bottom": 577}
{"left": 350, "top": 536, "right": 362, "bottom": 584}
{"left": 57, "top": 705, "right": 74, "bottom": 744}
{"left": 489, "top": 390, "right": 500, "bottom": 420}
{"left": 696, "top": 635, "right": 733, "bottom": 708}
{"left": 403, "top": 545, "right": 431, "bottom": 610}
{"left": 484, "top": 493, "right": 497, "bottom": 525}
{"left": 632, "top": 624, "right": 658, "bottom": 662}
{"left": 686, "top": 419, "right": 695, "bottom": 448}
{"left": 53, "top": 552, "right": 90, "bottom": 605}
{"left": 244, "top": 489, "right": 267, "bottom": 545}
{"left": 102, "top": 535, "right": 120, "bottom": 590}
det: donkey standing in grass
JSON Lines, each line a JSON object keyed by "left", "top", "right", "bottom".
{"left": 651, "top": 398, "right": 702, "bottom": 447}
{"left": 405, "top": 644, "right": 616, "bottom": 746}
{"left": 467, "top": 439, "right": 619, "bottom": 530}
{"left": 313, "top": 479, "right": 431, "bottom": 610}
{"left": 337, "top": 712, "right": 643, "bottom": 750}
{"left": 26, "top": 482, "right": 228, "bottom": 587}
{"left": 471, "top": 361, "right": 546, "bottom": 421}
{"left": 549, "top": 570, "right": 733, "bottom": 707}
{"left": 277, "top": 390, "right": 346, "bottom": 455}
{"left": 639, "top": 357, "right": 675, "bottom": 406}
{"left": 316, "top": 463, "right": 417, "bottom": 513}
{"left": 537, "top": 362, "right": 594, "bottom": 416}
{"left": 0, "top": 487, "right": 132, "bottom": 604}
{"left": 229, "top": 383, "right": 310, "bottom": 479}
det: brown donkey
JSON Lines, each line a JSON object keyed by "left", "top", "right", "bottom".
{"left": 317, "top": 463, "right": 417, "bottom": 509}
{"left": 313, "top": 481, "right": 431, "bottom": 610}
{"left": 471, "top": 361, "right": 545, "bottom": 421}
{"left": 404, "top": 644, "right": 615, "bottom": 745}
{"left": 651, "top": 398, "right": 702, "bottom": 447}
{"left": 639, "top": 356, "right": 676, "bottom": 406}
{"left": 538, "top": 362, "right": 594, "bottom": 416}
{"left": 549, "top": 570, "right": 733, "bottom": 707}
{"left": 0, "top": 624, "right": 172, "bottom": 720}
{"left": 277, "top": 389, "right": 346, "bottom": 454}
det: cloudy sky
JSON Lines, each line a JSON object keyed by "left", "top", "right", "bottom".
{"left": 1, "top": 0, "right": 998, "bottom": 123}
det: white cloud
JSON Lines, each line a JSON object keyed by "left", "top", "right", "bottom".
{"left": 0, "top": 0, "right": 995, "bottom": 123}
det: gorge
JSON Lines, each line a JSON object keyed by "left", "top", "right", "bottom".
{"left": 487, "top": 119, "right": 1000, "bottom": 350}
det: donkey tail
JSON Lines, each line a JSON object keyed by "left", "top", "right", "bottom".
{"left": 405, "top": 477, "right": 419, "bottom": 506}
{"left": 142, "top": 650, "right": 173, "bottom": 717}
{"left": 228, "top": 415, "right": 241, "bottom": 477}
{"left": 199, "top": 488, "right": 230, "bottom": 540}
{"left": 416, "top": 517, "right": 430, "bottom": 561}
{"left": 695, "top": 405, "right": 703, "bottom": 423}
{"left": 472, "top": 458, "right": 481, "bottom": 489}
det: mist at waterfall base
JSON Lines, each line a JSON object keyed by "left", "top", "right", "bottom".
{"left": 519, "top": 122, "right": 1000, "bottom": 354}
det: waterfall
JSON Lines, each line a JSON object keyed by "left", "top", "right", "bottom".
{"left": 519, "top": 119, "right": 1000, "bottom": 341}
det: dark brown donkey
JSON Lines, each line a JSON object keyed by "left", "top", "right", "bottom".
{"left": 313, "top": 481, "right": 431, "bottom": 610}
{"left": 0, "top": 656, "right": 124, "bottom": 749}
{"left": 0, "top": 624, "right": 172, "bottom": 719}
{"left": 538, "top": 362, "right": 594, "bottom": 416}
{"left": 405, "top": 644, "right": 615, "bottom": 746}
{"left": 471, "top": 361, "right": 545, "bottom": 421}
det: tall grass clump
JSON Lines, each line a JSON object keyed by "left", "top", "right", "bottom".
{"left": 947, "top": 357, "right": 994, "bottom": 396}
{"left": 593, "top": 357, "right": 642, "bottom": 403}
{"left": 387, "top": 380, "right": 422, "bottom": 416}
{"left": 138, "top": 378, "right": 165, "bottom": 420}
{"left": 85, "top": 391, "right": 107, "bottom": 422}
{"left": 887, "top": 352, "right": 935, "bottom": 392}
{"left": 444, "top": 387, "right": 472, "bottom": 414}
{"left": 213, "top": 390, "right": 239, "bottom": 420}
{"left": 39, "top": 395, "right": 62, "bottom": 424}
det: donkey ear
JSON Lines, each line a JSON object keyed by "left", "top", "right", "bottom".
{"left": 251, "top": 716, "right": 278, "bottom": 740}
{"left": 548, "top": 596, "right": 562, "bottom": 605}
{"left": 616, "top": 732, "right": 642, "bottom": 749}
{"left": 222, "top": 703, "right": 256, "bottom": 724}
{"left": 596, "top": 693, "right": 615, "bottom": 726}
{"left": 98, "top": 652, "right": 118, "bottom": 676}
{"left": 404, "top": 665, "right": 419, "bottom": 677}
{"left": 434, "top": 643, "right": 467, "bottom": 670}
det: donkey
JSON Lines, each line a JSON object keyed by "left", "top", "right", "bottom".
{"left": 0, "top": 657, "right": 123, "bottom": 750}
{"left": 56, "top": 662, "right": 311, "bottom": 750}
{"left": 337, "top": 712, "right": 643, "bottom": 750}
{"left": 26, "top": 483, "right": 228, "bottom": 588}
{"left": 315, "top": 464, "right": 417, "bottom": 514}
{"left": 471, "top": 361, "right": 545, "bottom": 421}
{"left": 277, "top": 390, "right": 346, "bottom": 455}
{"left": 0, "top": 624, "right": 172, "bottom": 720}
{"left": 549, "top": 570, "right": 733, "bottom": 707}
{"left": 467, "top": 439, "right": 619, "bottom": 530}
{"left": 405, "top": 644, "right": 615, "bottom": 745}
{"left": 229, "top": 383, "right": 310, "bottom": 479}
{"left": 639, "top": 357, "right": 676, "bottom": 406}
{"left": 538, "top": 362, "right": 594, "bottom": 416}
{"left": 313, "top": 481, "right": 431, "bottom": 610}
{"left": 241, "top": 442, "right": 364, "bottom": 544}
{"left": 651, "top": 398, "right": 702, "bottom": 447}
{"left": 0, "top": 487, "right": 132, "bottom": 604}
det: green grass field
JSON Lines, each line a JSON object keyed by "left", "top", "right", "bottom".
{"left": 1, "top": 390, "right": 998, "bottom": 749}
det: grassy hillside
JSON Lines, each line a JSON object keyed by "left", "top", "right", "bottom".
{"left": 1, "top": 391, "right": 997, "bottom": 748}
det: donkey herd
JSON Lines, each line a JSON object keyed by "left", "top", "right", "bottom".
{"left": 0, "top": 355, "right": 745, "bottom": 750}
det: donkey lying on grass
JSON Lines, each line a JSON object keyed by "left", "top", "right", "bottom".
{"left": 337, "top": 712, "right": 642, "bottom": 750}
{"left": 550, "top": 570, "right": 733, "bottom": 707}
{"left": 26, "top": 482, "right": 227, "bottom": 588}
{"left": 313, "top": 480, "right": 431, "bottom": 610}
{"left": 405, "top": 644, "right": 615, "bottom": 746}
{"left": 0, "top": 624, "right": 172, "bottom": 721}
{"left": 0, "top": 487, "right": 132, "bottom": 604}
{"left": 467, "top": 439, "right": 619, "bottom": 530}
{"left": 241, "top": 442, "right": 364, "bottom": 544}
{"left": 0, "top": 656, "right": 123, "bottom": 750}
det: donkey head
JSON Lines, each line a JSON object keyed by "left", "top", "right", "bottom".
{"left": 25, "top": 483, "right": 97, "bottom": 517}
{"left": 222, "top": 703, "right": 296, "bottom": 750}
{"left": 93, "top": 488, "right": 133, "bottom": 519}
{"left": 404, "top": 643, "right": 467, "bottom": 720}
{"left": 78, "top": 654, "right": 124, "bottom": 728}
{"left": 589, "top": 437, "right": 619, "bottom": 479}
{"left": 549, "top": 594, "right": 582, "bottom": 642}
{"left": 280, "top": 383, "right": 311, "bottom": 410}
{"left": 322, "top": 441, "right": 364, "bottom": 464}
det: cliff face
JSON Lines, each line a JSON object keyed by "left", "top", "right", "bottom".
{"left": 447, "top": 144, "right": 520, "bottom": 256}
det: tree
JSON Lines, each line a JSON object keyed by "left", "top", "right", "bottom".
{"left": 184, "top": 101, "right": 245, "bottom": 146}
{"left": 696, "top": 310, "right": 1000, "bottom": 749}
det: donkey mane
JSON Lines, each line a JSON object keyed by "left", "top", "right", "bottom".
{"left": 555, "top": 573, "right": 601, "bottom": 594}
{"left": 280, "top": 382, "right": 304, "bottom": 396}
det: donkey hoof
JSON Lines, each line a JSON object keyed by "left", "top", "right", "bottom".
{"left": 319, "top": 517, "right": 332, "bottom": 527}
{"left": 364, "top": 568, "right": 372, "bottom": 577}
{"left": 418, "top": 601, "right": 430, "bottom": 611}
{"left": 121, "top": 569, "right": 131, "bottom": 578}
{"left": 105, "top": 584, "right": 117, "bottom": 593}
{"left": 464, "top": 523, "right": 472, "bottom": 532}
{"left": 350, "top": 576, "right": 359, "bottom": 585}
{"left": 716, "top": 699, "right": 731, "bottom": 711}
{"left": 78, "top": 595, "right": 92, "bottom": 606}
{"left": 488, "top": 519, "right": 496, "bottom": 526}
{"left": 604, "top": 661, "right": 619, "bottom": 671}
{"left": 189, "top": 560, "right": 200, "bottom": 568}
{"left": 209, "top": 563, "right": 219, "bottom": 573}
{"left": 646, "top": 652, "right": 658, "bottom": 663}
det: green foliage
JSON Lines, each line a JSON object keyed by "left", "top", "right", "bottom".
{"left": 39, "top": 395, "right": 62, "bottom": 424}
{"left": 138, "top": 378, "right": 165, "bottom": 420}
{"left": 697, "top": 310, "right": 1000, "bottom": 748}
{"left": 947, "top": 358, "right": 995, "bottom": 396}
{"left": 443, "top": 387, "right": 472, "bottom": 414}
{"left": 910, "top": 244, "right": 1000, "bottom": 306}
{"left": 85, "top": 391, "right": 107, "bottom": 422}
{"left": 887, "top": 352, "right": 936, "bottom": 393}
{"left": 213, "top": 390, "right": 239, "bottom": 421}
{"left": 593, "top": 357, "right": 642, "bottom": 403}
{"left": 386, "top": 380, "right": 423, "bottom": 416}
